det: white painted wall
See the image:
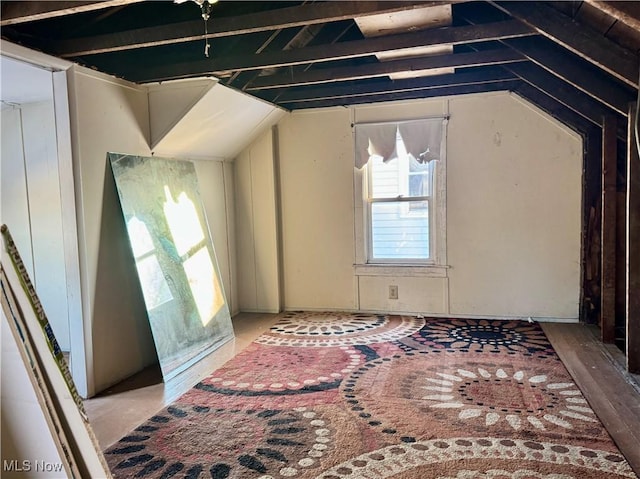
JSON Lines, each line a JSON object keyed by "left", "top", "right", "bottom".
{"left": 1, "top": 107, "right": 33, "bottom": 275}
{"left": 1, "top": 100, "right": 70, "bottom": 351}
{"left": 234, "top": 129, "right": 280, "bottom": 313}
{"left": 22, "top": 101, "right": 71, "bottom": 348}
{"left": 67, "top": 66, "right": 158, "bottom": 395}
{"left": 194, "top": 159, "right": 238, "bottom": 316}
{"left": 268, "top": 92, "right": 583, "bottom": 320}
{"left": 447, "top": 94, "right": 582, "bottom": 318}
{"left": 278, "top": 109, "right": 358, "bottom": 311}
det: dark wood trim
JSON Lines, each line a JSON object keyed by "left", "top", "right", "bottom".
{"left": 490, "top": 1, "right": 639, "bottom": 88}
{"left": 602, "top": 115, "right": 618, "bottom": 343}
{"left": 0, "top": 0, "right": 145, "bottom": 26}
{"left": 53, "top": 1, "right": 458, "bottom": 57}
{"left": 576, "top": 126, "right": 605, "bottom": 325}
{"left": 247, "top": 49, "right": 526, "bottom": 90}
{"left": 627, "top": 102, "right": 640, "bottom": 374}
{"left": 279, "top": 80, "right": 521, "bottom": 110}
{"left": 503, "top": 37, "right": 633, "bottom": 117}
{"left": 128, "top": 20, "right": 534, "bottom": 82}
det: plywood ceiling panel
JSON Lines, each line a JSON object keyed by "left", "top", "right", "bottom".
{"left": 355, "top": 5, "right": 454, "bottom": 80}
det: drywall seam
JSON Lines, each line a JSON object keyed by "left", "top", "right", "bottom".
{"left": 249, "top": 150, "right": 259, "bottom": 309}
{"left": 65, "top": 65, "right": 96, "bottom": 397}
{"left": 272, "top": 125, "right": 285, "bottom": 312}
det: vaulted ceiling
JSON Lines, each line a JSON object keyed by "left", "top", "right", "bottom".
{"left": 1, "top": 0, "right": 639, "bottom": 137}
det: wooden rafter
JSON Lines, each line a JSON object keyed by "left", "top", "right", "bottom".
{"left": 506, "top": 62, "right": 626, "bottom": 138}
{"left": 129, "top": 20, "right": 534, "bottom": 82}
{"left": 584, "top": 1, "right": 640, "bottom": 32}
{"left": 279, "top": 80, "right": 521, "bottom": 110}
{"left": 232, "top": 20, "right": 357, "bottom": 91}
{"left": 0, "top": 0, "right": 145, "bottom": 26}
{"left": 53, "top": 1, "right": 458, "bottom": 57}
{"left": 267, "top": 68, "right": 516, "bottom": 104}
{"left": 224, "top": 23, "right": 316, "bottom": 88}
{"left": 491, "top": 1, "right": 639, "bottom": 88}
{"left": 504, "top": 37, "right": 634, "bottom": 117}
{"left": 514, "top": 83, "right": 593, "bottom": 136}
{"left": 247, "top": 49, "right": 526, "bottom": 90}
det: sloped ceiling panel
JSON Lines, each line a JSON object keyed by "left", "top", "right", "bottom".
{"left": 148, "top": 77, "right": 217, "bottom": 150}
{"left": 151, "top": 82, "right": 285, "bottom": 161}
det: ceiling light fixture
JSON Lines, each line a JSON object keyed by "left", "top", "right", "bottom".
{"left": 175, "top": 0, "right": 219, "bottom": 57}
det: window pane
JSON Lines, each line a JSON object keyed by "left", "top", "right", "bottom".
{"left": 370, "top": 155, "right": 401, "bottom": 198}
{"left": 371, "top": 201, "right": 429, "bottom": 260}
{"left": 409, "top": 173, "right": 428, "bottom": 197}
{"left": 408, "top": 157, "right": 431, "bottom": 197}
{"left": 409, "top": 156, "right": 431, "bottom": 173}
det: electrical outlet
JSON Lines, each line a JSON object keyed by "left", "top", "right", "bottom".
{"left": 389, "top": 285, "right": 398, "bottom": 300}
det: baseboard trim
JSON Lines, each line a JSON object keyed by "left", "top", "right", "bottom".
{"left": 279, "top": 306, "right": 579, "bottom": 323}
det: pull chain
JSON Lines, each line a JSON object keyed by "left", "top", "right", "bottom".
{"left": 204, "top": 16, "right": 210, "bottom": 57}
{"left": 201, "top": 2, "right": 212, "bottom": 57}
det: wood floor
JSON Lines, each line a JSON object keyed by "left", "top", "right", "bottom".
{"left": 85, "top": 314, "right": 640, "bottom": 477}
{"left": 541, "top": 322, "right": 640, "bottom": 475}
{"left": 85, "top": 312, "right": 280, "bottom": 448}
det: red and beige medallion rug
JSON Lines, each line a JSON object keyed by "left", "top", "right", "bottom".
{"left": 105, "top": 312, "right": 638, "bottom": 479}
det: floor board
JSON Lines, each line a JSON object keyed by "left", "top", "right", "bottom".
{"left": 542, "top": 322, "right": 640, "bottom": 475}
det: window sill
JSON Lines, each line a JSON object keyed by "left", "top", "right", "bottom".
{"left": 354, "top": 264, "right": 448, "bottom": 278}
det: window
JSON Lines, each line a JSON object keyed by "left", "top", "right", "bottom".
{"left": 355, "top": 118, "right": 447, "bottom": 266}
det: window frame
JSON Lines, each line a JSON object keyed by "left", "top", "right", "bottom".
{"left": 354, "top": 117, "right": 448, "bottom": 271}
{"left": 365, "top": 159, "right": 434, "bottom": 265}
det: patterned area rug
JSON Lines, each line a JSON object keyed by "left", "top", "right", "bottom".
{"left": 105, "top": 312, "right": 637, "bottom": 479}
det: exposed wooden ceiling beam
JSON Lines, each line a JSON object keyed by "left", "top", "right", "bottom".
{"left": 53, "top": 1, "right": 457, "bottom": 57}
{"left": 0, "top": 0, "right": 145, "bottom": 26}
{"left": 583, "top": 1, "right": 640, "bottom": 32}
{"left": 268, "top": 68, "right": 517, "bottom": 104}
{"left": 456, "top": 3, "right": 634, "bottom": 116}
{"left": 504, "top": 37, "right": 634, "bottom": 117}
{"left": 224, "top": 22, "right": 315, "bottom": 88}
{"left": 130, "top": 20, "right": 534, "bottom": 83}
{"left": 514, "top": 83, "right": 594, "bottom": 136}
{"left": 247, "top": 49, "right": 526, "bottom": 90}
{"left": 280, "top": 80, "right": 521, "bottom": 110}
{"left": 490, "top": 1, "right": 639, "bottom": 88}
{"left": 232, "top": 20, "right": 358, "bottom": 91}
{"left": 506, "top": 62, "right": 627, "bottom": 139}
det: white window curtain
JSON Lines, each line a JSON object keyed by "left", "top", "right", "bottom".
{"left": 354, "top": 118, "right": 445, "bottom": 169}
